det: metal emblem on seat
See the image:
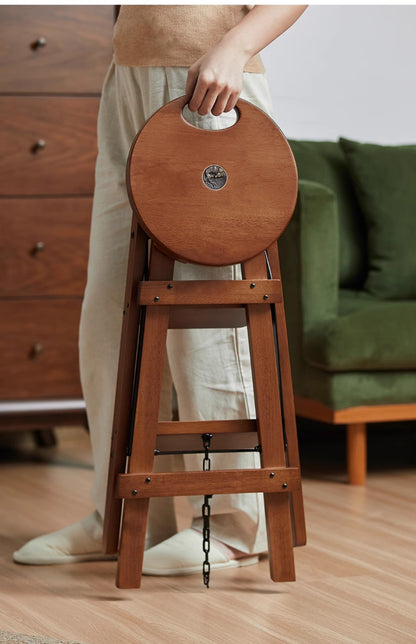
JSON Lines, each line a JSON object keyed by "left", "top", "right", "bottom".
{"left": 202, "top": 165, "right": 228, "bottom": 190}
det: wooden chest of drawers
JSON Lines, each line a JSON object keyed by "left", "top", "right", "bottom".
{"left": 0, "top": 6, "right": 114, "bottom": 431}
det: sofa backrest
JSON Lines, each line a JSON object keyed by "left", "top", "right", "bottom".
{"left": 289, "top": 140, "right": 367, "bottom": 288}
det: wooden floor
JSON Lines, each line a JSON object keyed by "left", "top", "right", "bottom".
{"left": 0, "top": 426, "right": 415, "bottom": 644}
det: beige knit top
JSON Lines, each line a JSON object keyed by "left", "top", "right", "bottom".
{"left": 113, "top": 5, "right": 265, "bottom": 73}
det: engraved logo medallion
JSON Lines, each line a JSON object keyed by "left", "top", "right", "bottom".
{"left": 202, "top": 165, "right": 228, "bottom": 191}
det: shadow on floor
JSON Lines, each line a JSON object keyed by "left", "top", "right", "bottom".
{"left": 296, "top": 417, "right": 416, "bottom": 478}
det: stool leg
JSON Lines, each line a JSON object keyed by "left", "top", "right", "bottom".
{"left": 267, "top": 243, "right": 306, "bottom": 547}
{"left": 104, "top": 217, "right": 148, "bottom": 553}
{"left": 243, "top": 252, "right": 296, "bottom": 582}
{"left": 117, "top": 247, "right": 174, "bottom": 588}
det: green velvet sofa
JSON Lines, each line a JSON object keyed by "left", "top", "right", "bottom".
{"left": 279, "top": 138, "right": 416, "bottom": 483}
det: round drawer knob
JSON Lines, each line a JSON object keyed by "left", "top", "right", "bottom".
{"left": 33, "top": 241, "right": 45, "bottom": 254}
{"left": 30, "top": 343, "right": 44, "bottom": 359}
{"left": 32, "top": 37, "right": 47, "bottom": 49}
{"left": 31, "top": 139, "right": 46, "bottom": 155}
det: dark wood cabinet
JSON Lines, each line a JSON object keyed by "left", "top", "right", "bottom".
{"left": 0, "top": 97, "right": 100, "bottom": 195}
{"left": 0, "top": 6, "right": 113, "bottom": 93}
{"left": 0, "top": 299, "right": 83, "bottom": 400}
{"left": 1, "top": 198, "right": 92, "bottom": 297}
{"left": 0, "top": 6, "right": 114, "bottom": 433}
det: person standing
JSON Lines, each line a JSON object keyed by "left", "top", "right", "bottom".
{"left": 14, "top": 5, "right": 307, "bottom": 575}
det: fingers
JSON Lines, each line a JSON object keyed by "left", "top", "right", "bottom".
{"left": 187, "top": 65, "right": 242, "bottom": 116}
{"left": 185, "top": 67, "right": 198, "bottom": 102}
{"left": 197, "top": 89, "right": 239, "bottom": 117}
{"left": 218, "top": 90, "right": 240, "bottom": 116}
{"left": 189, "top": 81, "right": 240, "bottom": 116}
{"left": 188, "top": 70, "right": 215, "bottom": 114}
{"left": 197, "top": 86, "right": 225, "bottom": 116}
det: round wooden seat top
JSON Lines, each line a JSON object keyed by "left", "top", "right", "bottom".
{"left": 127, "top": 96, "right": 298, "bottom": 266}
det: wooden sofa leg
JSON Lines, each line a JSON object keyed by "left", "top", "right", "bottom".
{"left": 346, "top": 423, "right": 367, "bottom": 485}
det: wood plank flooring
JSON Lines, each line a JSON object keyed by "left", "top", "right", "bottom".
{"left": 0, "top": 427, "right": 415, "bottom": 644}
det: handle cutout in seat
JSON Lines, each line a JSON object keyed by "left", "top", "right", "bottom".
{"left": 181, "top": 104, "right": 239, "bottom": 131}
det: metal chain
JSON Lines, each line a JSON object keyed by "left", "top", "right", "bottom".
{"left": 202, "top": 494, "right": 212, "bottom": 588}
{"left": 202, "top": 433, "right": 213, "bottom": 588}
{"left": 202, "top": 433, "right": 212, "bottom": 471}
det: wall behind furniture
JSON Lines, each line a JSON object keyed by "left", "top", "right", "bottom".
{"left": 262, "top": 4, "right": 416, "bottom": 144}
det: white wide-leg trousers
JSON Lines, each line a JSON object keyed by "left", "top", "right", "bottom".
{"left": 79, "top": 63, "right": 274, "bottom": 553}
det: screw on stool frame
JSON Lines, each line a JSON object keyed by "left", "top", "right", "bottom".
{"left": 103, "top": 96, "right": 306, "bottom": 589}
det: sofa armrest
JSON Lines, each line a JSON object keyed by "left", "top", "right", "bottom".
{"left": 298, "top": 179, "right": 340, "bottom": 333}
{"left": 279, "top": 179, "right": 339, "bottom": 337}
{"left": 277, "top": 180, "right": 339, "bottom": 392}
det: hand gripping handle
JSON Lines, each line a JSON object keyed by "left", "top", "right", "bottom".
{"left": 151, "top": 94, "right": 273, "bottom": 141}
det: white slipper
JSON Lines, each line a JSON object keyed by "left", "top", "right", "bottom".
{"left": 142, "top": 528, "right": 259, "bottom": 576}
{"left": 13, "top": 511, "right": 117, "bottom": 565}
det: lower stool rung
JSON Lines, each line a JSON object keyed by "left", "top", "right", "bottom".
{"left": 117, "top": 467, "right": 301, "bottom": 498}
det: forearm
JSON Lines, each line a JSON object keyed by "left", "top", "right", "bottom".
{"left": 220, "top": 5, "right": 308, "bottom": 66}
{"left": 186, "top": 4, "right": 307, "bottom": 115}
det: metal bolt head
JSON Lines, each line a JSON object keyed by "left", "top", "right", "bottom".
{"left": 263, "top": 294, "right": 269, "bottom": 300}
{"left": 32, "top": 139, "right": 46, "bottom": 154}
{"left": 167, "top": 284, "right": 173, "bottom": 289}
{"left": 132, "top": 489, "right": 138, "bottom": 496}
{"left": 250, "top": 283, "right": 256, "bottom": 289}
{"left": 30, "top": 342, "right": 43, "bottom": 358}
{"left": 282, "top": 482, "right": 288, "bottom": 489}
{"left": 145, "top": 477, "right": 151, "bottom": 483}
{"left": 269, "top": 472, "right": 275, "bottom": 478}
{"left": 154, "top": 296, "right": 160, "bottom": 302}
{"left": 34, "top": 241, "right": 45, "bottom": 252}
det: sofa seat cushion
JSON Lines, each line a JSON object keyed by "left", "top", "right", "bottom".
{"left": 296, "top": 362, "right": 416, "bottom": 410}
{"left": 304, "top": 289, "right": 416, "bottom": 372}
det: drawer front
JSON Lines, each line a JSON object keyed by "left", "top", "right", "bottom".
{"left": 0, "top": 97, "right": 99, "bottom": 195}
{"left": 0, "top": 6, "right": 113, "bottom": 93}
{"left": 0, "top": 299, "right": 83, "bottom": 400}
{"left": 0, "top": 198, "right": 91, "bottom": 297}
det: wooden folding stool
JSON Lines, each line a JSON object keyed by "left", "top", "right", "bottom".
{"left": 103, "top": 96, "right": 306, "bottom": 588}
